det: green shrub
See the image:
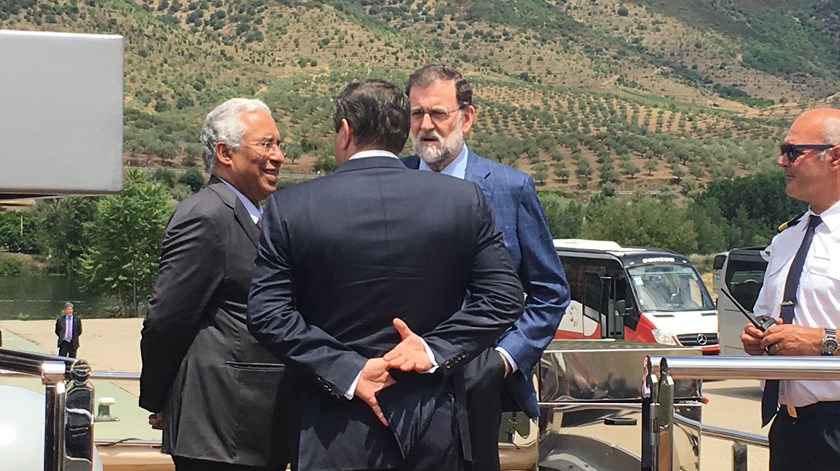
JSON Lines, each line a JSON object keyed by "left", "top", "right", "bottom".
{"left": 0, "top": 253, "right": 23, "bottom": 275}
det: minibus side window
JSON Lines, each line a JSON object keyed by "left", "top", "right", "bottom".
{"left": 725, "top": 257, "right": 767, "bottom": 313}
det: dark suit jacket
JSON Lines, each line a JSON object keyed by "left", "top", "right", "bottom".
{"left": 403, "top": 150, "right": 570, "bottom": 418}
{"left": 55, "top": 315, "right": 82, "bottom": 348}
{"left": 139, "top": 176, "right": 288, "bottom": 467}
{"left": 247, "top": 156, "right": 524, "bottom": 470}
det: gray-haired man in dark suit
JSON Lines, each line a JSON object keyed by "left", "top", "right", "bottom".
{"left": 140, "top": 98, "right": 289, "bottom": 471}
{"left": 55, "top": 301, "right": 82, "bottom": 357}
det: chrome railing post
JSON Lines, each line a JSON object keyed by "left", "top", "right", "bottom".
{"left": 645, "top": 356, "right": 840, "bottom": 471}
{"left": 65, "top": 360, "right": 95, "bottom": 471}
{"left": 656, "top": 357, "right": 675, "bottom": 471}
{"left": 642, "top": 355, "right": 660, "bottom": 471}
{"left": 42, "top": 360, "right": 67, "bottom": 471}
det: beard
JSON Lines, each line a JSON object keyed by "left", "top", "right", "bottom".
{"left": 411, "top": 120, "right": 465, "bottom": 168}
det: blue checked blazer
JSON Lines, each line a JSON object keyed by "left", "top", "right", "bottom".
{"left": 403, "top": 149, "right": 570, "bottom": 417}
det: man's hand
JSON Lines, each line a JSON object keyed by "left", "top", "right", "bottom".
{"left": 760, "top": 323, "right": 824, "bottom": 356}
{"left": 741, "top": 321, "right": 769, "bottom": 356}
{"left": 148, "top": 411, "right": 164, "bottom": 430}
{"left": 354, "top": 358, "right": 395, "bottom": 427}
{"left": 383, "top": 318, "right": 433, "bottom": 373}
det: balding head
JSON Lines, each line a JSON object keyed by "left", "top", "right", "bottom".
{"left": 788, "top": 108, "right": 840, "bottom": 145}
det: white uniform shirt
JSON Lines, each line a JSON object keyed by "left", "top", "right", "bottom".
{"left": 753, "top": 199, "right": 840, "bottom": 407}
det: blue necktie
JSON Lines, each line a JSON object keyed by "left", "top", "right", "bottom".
{"left": 760, "top": 214, "right": 822, "bottom": 426}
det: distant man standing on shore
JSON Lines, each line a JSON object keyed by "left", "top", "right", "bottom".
{"left": 140, "top": 98, "right": 290, "bottom": 471}
{"left": 55, "top": 301, "right": 81, "bottom": 357}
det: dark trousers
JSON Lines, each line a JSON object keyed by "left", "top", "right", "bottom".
{"left": 464, "top": 349, "right": 507, "bottom": 471}
{"left": 58, "top": 340, "right": 77, "bottom": 358}
{"left": 173, "top": 456, "right": 284, "bottom": 471}
{"left": 400, "top": 388, "right": 465, "bottom": 471}
{"left": 769, "top": 404, "right": 840, "bottom": 471}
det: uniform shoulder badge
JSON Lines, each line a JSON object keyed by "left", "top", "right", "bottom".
{"left": 777, "top": 211, "right": 806, "bottom": 233}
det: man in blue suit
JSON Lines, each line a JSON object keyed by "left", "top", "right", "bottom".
{"left": 402, "top": 63, "right": 571, "bottom": 471}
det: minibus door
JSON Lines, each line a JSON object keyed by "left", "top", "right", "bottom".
{"left": 584, "top": 272, "right": 623, "bottom": 339}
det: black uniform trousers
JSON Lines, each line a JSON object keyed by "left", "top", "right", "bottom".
{"left": 464, "top": 348, "right": 508, "bottom": 471}
{"left": 769, "top": 403, "right": 840, "bottom": 471}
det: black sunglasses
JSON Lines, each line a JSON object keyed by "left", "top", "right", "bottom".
{"left": 779, "top": 143, "right": 834, "bottom": 163}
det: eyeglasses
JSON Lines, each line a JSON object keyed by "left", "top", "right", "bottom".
{"left": 410, "top": 104, "right": 467, "bottom": 123}
{"left": 779, "top": 143, "right": 834, "bottom": 163}
{"left": 245, "top": 139, "right": 287, "bottom": 155}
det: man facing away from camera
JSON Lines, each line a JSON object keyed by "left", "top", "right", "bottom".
{"left": 247, "top": 78, "right": 524, "bottom": 471}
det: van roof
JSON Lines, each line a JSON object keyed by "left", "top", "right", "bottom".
{"left": 553, "top": 239, "right": 688, "bottom": 266}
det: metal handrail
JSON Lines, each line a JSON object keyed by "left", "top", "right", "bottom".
{"left": 650, "top": 355, "right": 840, "bottom": 380}
{"left": 1, "top": 369, "right": 139, "bottom": 380}
{"left": 0, "top": 347, "right": 77, "bottom": 379}
{"left": 0, "top": 347, "right": 94, "bottom": 471}
{"left": 645, "top": 355, "right": 840, "bottom": 470}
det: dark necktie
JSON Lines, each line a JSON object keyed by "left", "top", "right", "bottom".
{"left": 761, "top": 214, "right": 822, "bottom": 426}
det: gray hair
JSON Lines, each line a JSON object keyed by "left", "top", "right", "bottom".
{"left": 64, "top": 302, "right": 74, "bottom": 309}
{"left": 200, "top": 98, "right": 271, "bottom": 173}
{"left": 822, "top": 117, "right": 840, "bottom": 145}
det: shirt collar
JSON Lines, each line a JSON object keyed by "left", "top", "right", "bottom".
{"left": 218, "top": 178, "right": 261, "bottom": 224}
{"left": 812, "top": 199, "right": 840, "bottom": 233}
{"left": 418, "top": 144, "right": 469, "bottom": 179}
{"left": 349, "top": 150, "right": 399, "bottom": 161}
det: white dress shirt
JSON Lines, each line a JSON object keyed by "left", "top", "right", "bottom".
{"left": 219, "top": 178, "right": 261, "bottom": 224}
{"left": 754, "top": 200, "right": 840, "bottom": 407}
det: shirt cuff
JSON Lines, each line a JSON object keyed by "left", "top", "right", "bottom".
{"left": 345, "top": 370, "right": 362, "bottom": 400}
{"left": 495, "top": 347, "right": 518, "bottom": 373}
{"left": 422, "top": 339, "right": 439, "bottom": 374}
{"left": 346, "top": 339, "right": 441, "bottom": 399}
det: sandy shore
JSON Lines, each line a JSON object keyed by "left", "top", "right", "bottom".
{"left": 1, "top": 318, "right": 144, "bottom": 395}
{"left": 1, "top": 318, "right": 143, "bottom": 372}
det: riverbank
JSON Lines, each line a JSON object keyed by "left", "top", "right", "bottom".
{"left": 0, "top": 318, "right": 143, "bottom": 396}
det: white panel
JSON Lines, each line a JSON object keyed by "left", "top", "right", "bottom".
{"left": 0, "top": 30, "right": 124, "bottom": 196}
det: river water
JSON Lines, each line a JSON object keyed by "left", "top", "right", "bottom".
{"left": 0, "top": 274, "right": 120, "bottom": 321}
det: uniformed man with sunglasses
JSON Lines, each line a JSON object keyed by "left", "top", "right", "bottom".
{"left": 741, "top": 108, "right": 840, "bottom": 471}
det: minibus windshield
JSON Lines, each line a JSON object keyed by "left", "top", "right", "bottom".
{"left": 628, "top": 264, "right": 715, "bottom": 312}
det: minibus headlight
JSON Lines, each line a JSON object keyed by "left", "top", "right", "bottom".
{"left": 652, "top": 329, "right": 678, "bottom": 345}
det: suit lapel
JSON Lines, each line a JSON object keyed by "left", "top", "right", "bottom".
{"left": 464, "top": 150, "right": 494, "bottom": 203}
{"left": 207, "top": 176, "right": 260, "bottom": 247}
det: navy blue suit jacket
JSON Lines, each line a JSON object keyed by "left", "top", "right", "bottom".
{"left": 403, "top": 149, "right": 570, "bottom": 417}
{"left": 247, "top": 156, "right": 524, "bottom": 470}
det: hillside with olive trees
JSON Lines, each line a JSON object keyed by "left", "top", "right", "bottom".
{"left": 2, "top": 0, "right": 839, "bottom": 194}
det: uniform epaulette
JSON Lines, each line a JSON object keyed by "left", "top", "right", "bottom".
{"left": 777, "top": 211, "right": 806, "bottom": 233}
